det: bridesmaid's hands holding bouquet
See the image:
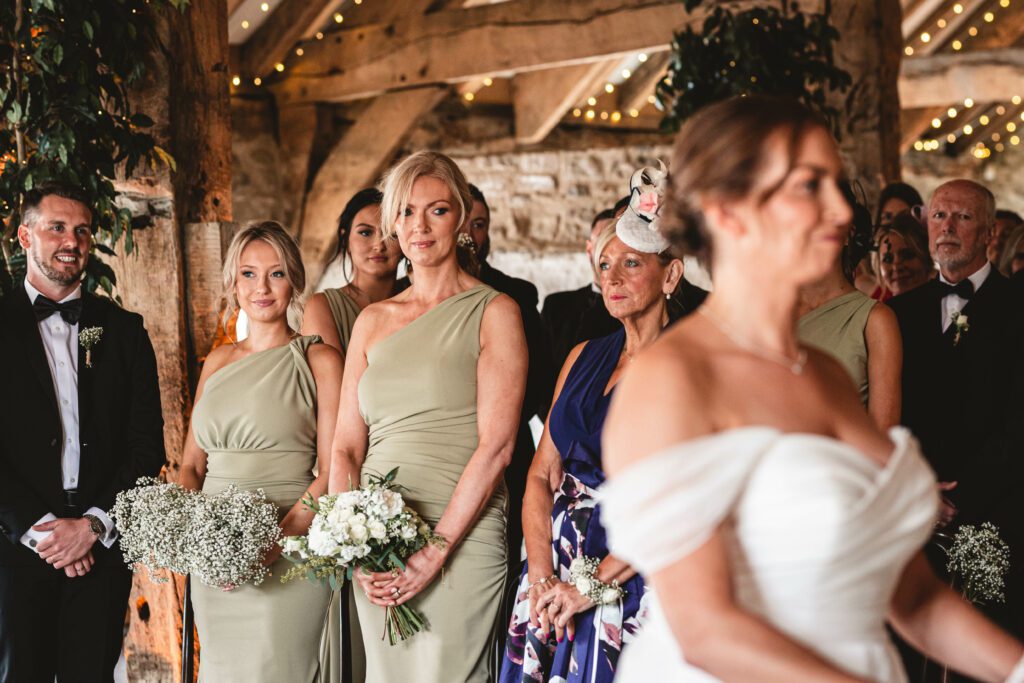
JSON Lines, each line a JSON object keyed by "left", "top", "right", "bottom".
{"left": 357, "top": 542, "right": 450, "bottom": 607}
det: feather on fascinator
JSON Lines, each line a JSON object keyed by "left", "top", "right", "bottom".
{"left": 615, "top": 161, "right": 671, "bottom": 253}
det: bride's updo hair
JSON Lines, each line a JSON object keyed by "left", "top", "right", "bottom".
{"left": 663, "top": 96, "right": 831, "bottom": 260}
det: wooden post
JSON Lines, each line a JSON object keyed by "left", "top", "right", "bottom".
{"left": 113, "top": 0, "right": 233, "bottom": 680}
{"left": 830, "top": 0, "right": 904, "bottom": 197}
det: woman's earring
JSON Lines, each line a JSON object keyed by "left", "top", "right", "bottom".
{"left": 665, "top": 292, "right": 671, "bottom": 300}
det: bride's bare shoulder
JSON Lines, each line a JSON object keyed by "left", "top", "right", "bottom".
{"left": 603, "top": 323, "right": 716, "bottom": 476}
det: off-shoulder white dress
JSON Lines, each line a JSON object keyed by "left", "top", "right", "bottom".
{"left": 602, "top": 427, "right": 939, "bottom": 682}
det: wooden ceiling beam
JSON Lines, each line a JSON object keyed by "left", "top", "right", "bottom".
{"left": 922, "top": 0, "right": 986, "bottom": 54}
{"left": 512, "top": 60, "right": 619, "bottom": 145}
{"left": 901, "top": 0, "right": 947, "bottom": 39}
{"left": 271, "top": 0, "right": 820, "bottom": 106}
{"left": 240, "top": 0, "right": 339, "bottom": 77}
{"left": 616, "top": 52, "right": 670, "bottom": 115}
{"left": 900, "top": 47, "right": 1024, "bottom": 108}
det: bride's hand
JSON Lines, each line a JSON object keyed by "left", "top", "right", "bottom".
{"left": 535, "top": 580, "right": 593, "bottom": 643}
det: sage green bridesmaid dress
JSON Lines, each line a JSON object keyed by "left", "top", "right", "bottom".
{"left": 798, "top": 290, "right": 876, "bottom": 406}
{"left": 353, "top": 284, "right": 508, "bottom": 682}
{"left": 190, "top": 335, "right": 332, "bottom": 683}
{"left": 318, "top": 287, "right": 366, "bottom": 683}
{"left": 322, "top": 287, "right": 361, "bottom": 353}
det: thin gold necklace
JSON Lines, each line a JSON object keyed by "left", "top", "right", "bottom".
{"left": 699, "top": 309, "right": 808, "bottom": 375}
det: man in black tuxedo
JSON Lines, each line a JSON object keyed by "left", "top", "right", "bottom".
{"left": 464, "top": 185, "right": 554, "bottom": 571}
{"left": 888, "top": 179, "right": 1024, "bottom": 638}
{"left": 541, "top": 208, "right": 622, "bottom": 375}
{"left": 0, "top": 185, "right": 165, "bottom": 682}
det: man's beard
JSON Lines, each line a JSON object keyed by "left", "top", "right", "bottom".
{"left": 33, "top": 248, "right": 84, "bottom": 286}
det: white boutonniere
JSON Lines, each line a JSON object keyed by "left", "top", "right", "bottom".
{"left": 951, "top": 311, "right": 969, "bottom": 346}
{"left": 79, "top": 326, "right": 104, "bottom": 367}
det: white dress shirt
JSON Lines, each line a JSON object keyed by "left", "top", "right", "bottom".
{"left": 20, "top": 279, "right": 116, "bottom": 552}
{"left": 939, "top": 261, "right": 991, "bottom": 332}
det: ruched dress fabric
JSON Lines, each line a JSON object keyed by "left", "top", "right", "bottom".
{"left": 500, "top": 329, "right": 648, "bottom": 683}
{"left": 798, "top": 290, "right": 876, "bottom": 406}
{"left": 322, "top": 287, "right": 361, "bottom": 353}
{"left": 319, "top": 286, "right": 366, "bottom": 683}
{"left": 190, "top": 336, "right": 331, "bottom": 683}
{"left": 602, "top": 427, "right": 940, "bottom": 683}
{"left": 354, "top": 284, "right": 508, "bottom": 682}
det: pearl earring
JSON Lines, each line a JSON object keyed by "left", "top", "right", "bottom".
{"left": 665, "top": 293, "right": 671, "bottom": 300}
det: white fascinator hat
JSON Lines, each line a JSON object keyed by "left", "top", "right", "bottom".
{"left": 615, "top": 161, "right": 671, "bottom": 254}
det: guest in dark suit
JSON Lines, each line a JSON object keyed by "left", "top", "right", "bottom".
{"left": 464, "top": 185, "right": 554, "bottom": 571}
{"left": 0, "top": 185, "right": 165, "bottom": 682}
{"left": 888, "top": 179, "right": 1024, "bottom": 640}
{"left": 541, "top": 208, "right": 622, "bottom": 374}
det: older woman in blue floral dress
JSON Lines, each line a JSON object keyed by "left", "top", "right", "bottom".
{"left": 500, "top": 167, "right": 688, "bottom": 683}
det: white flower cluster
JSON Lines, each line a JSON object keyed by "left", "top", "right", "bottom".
{"left": 569, "top": 556, "right": 625, "bottom": 606}
{"left": 946, "top": 522, "right": 1011, "bottom": 605}
{"left": 111, "top": 477, "right": 281, "bottom": 589}
{"left": 282, "top": 481, "right": 429, "bottom": 569}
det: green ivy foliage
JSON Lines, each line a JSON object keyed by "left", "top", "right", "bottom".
{"left": 659, "top": 0, "right": 852, "bottom": 134}
{"left": 0, "top": 0, "right": 188, "bottom": 297}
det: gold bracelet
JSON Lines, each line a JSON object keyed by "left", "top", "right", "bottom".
{"left": 528, "top": 574, "right": 557, "bottom": 590}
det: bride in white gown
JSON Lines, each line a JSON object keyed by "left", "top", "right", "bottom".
{"left": 600, "top": 96, "right": 1024, "bottom": 683}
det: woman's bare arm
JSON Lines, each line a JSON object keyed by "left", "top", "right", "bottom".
{"left": 327, "top": 312, "right": 374, "bottom": 494}
{"left": 433, "top": 294, "right": 528, "bottom": 548}
{"left": 865, "top": 303, "right": 902, "bottom": 430}
{"left": 300, "top": 292, "right": 344, "bottom": 355}
{"left": 890, "top": 552, "right": 1023, "bottom": 682}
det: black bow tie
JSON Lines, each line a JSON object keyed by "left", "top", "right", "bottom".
{"left": 939, "top": 280, "right": 974, "bottom": 300}
{"left": 33, "top": 295, "right": 82, "bottom": 324}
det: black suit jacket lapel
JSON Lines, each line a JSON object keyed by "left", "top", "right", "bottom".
{"left": 4, "top": 291, "right": 60, "bottom": 420}
{"left": 76, "top": 294, "right": 103, "bottom": 438}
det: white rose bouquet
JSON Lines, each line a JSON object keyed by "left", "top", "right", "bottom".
{"left": 280, "top": 467, "right": 445, "bottom": 645}
{"left": 111, "top": 477, "right": 281, "bottom": 589}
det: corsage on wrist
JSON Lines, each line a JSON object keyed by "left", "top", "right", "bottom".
{"left": 569, "top": 556, "right": 624, "bottom": 605}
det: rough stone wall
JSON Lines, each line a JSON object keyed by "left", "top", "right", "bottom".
{"left": 903, "top": 145, "right": 1024, "bottom": 215}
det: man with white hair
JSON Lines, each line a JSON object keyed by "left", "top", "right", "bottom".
{"left": 888, "top": 179, "right": 1024, "bottom": 638}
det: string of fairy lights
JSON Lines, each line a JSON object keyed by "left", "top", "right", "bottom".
{"left": 227, "top": 0, "right": 661, "bottom": 126}
{"left": 907, "top": 0, "right": 1021, "bottom": 160}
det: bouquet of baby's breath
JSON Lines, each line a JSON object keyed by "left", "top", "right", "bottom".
{"left": 941, "top": 522, "right": 1011, "bottom": 605}
{"left": 181, "top": 484, "right": 282, "bottom": 588}
{"left": 111, "top": 477, "right": 193, "bottom": 583}
{"left": 281, "top": 468, "right": 446, "bottom": 645}
{"left": 111, "top": 477, "right": 281, "bottom": 589}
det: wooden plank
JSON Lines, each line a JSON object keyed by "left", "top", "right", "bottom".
{"left": 298, "top": 87, "right": 447, "bottom": 284}
{"left": 901, "top": 0, "right": 946, "bottom": 39}
{"left": 241, "top": 0, "right": 337, "bottom": 77}
{"left": 920, "top": 0, "right": 985, "bottom": 54}
{"left": 900, "top": 47, "right": 1024, "bottom": 108}
{"left": 272, "top": 0, "right": 821, "bottom": 105}
{"left": 277, "top": 104, "right": 320, "bottom": 231}
{"left": 512, "top": 61, "right": 618, "bottom": 145}
{"left": 227, "top": 0, "right": 246, "bottom": 19}
{"left": 616, "top": 52, "right": 670, "bottom": 115}
{"left": 900, "top": 105, "right": 948, "bottom": 151}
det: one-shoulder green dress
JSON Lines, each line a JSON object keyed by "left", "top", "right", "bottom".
{"left": 190, "top": 335, "right": 332, "bottom": 683}
{"left": 322, "top": 288, "right": 361, "bottom": 353}
{"left": 798, "top": 290, "right": 876, "bottom": 406}
{"left": 354, "top": 285, "right": 508, "bottom": 682}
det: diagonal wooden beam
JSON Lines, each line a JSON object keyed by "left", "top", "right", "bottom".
{"left": 616, "top": 52, "right": 670, "bottom": 114}
{"left": 272, "top": 0, "right": 820, "bottom": 106}
{"left": 900, "top": 105, "right": 948, "bottom": 151}
{"left": 901, "top": 0, "right": 945, "bottom": 39}
{"left": 900, "top": 47, "right": 1024, "bottom": 108}
{"left": 240, "top": 0, "right": 339, "bottom": 77}
{"left": 921, "top": 0, "right": 985, "bottom": 54}
{"left": 512, "top": 61, "right": 619, "bottom": 145}
{"left": 227, "top": 0, "right": 246, "bottom": 19}
{"left": 298, "top": 87, "right": 447, "bottom": 284}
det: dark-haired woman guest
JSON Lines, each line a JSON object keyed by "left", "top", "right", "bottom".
{"left": 500, "top": 166, "right": 684, "bottom": 683}
{"left": 875, "top": 181, "right": 923, "bottom": 228}
{"left": 301, "top": 188, "right": 404, "bottom": 354}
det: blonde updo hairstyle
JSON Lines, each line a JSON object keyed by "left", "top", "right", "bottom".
{"left": 662, "top": 96, "right": 831, "bottom": 261}
{"left": 221, "top": 221, "right": 306, "bottom": 327}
